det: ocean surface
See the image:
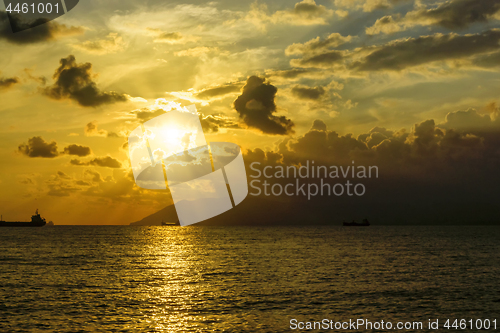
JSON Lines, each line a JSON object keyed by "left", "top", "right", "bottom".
{"left": 0, "top": 226, "right": 499, "bottom": 332}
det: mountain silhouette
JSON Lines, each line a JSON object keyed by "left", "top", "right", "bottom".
{"left": 129, "top": 203, "right": 178, "bottom": 226}
{"left": 129, "top": 196, "right": 299, "bottom": 226}
{"left": 129, "top": 194, "right": 500, "bottom": 226}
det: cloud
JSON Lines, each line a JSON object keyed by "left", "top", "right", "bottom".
{"left": 84, "top": 170, "right": 103, "bottom": 183}
{"left": 286, "top": 33, "right": 351, "bottom": 68}
{"left": 270, "top": 0, "right": 335, "bottom": 25}
{"left": 132, "top": 108, "right": 168, "bottom": 123}
{"left": 0, "top": 11, "right": 84, "bottom": 44}
{"left": 200, "top": 114, "right": 240, "bottom": 133}
{"left": 18, "top": 137, "right": 59, "bottom": 158}
{"left": 287, "top": 29, "right": 500, "bottom": 72}
{"left": 439, "top": 109, "right": 500, "bottom": 134}
{"left": 44, "top": 169, "right": 141, "bottom": 200}
{"left": 471, "top": 51, "right": 500, "bottom": 68}
{"left": 17, "top": 174, "right": 38, "bottom": 186}
{"left": 174, "top": 46, "right": 218, "bottom": 57}
{"left": 57, "top": 171, "right": 71, "bottom": 179}
{"left": 423, "top": 0, "right": 500, "bottom": 29}
{"left": 265, "top": 68, "right": 316, "bottom": 79}
{"left": 82, "top": 170, "right": 142, "bottom": 201}
{"left": 233, "top": 76, "right": 294, "bottom": 135}
{"left": 63, "top": 144, "right": 92, "bottom": 157}
{"left": 23, "top": 68, "right": 47, "bottom": 85}
{"left": 166, "top": 83, "right": 243, "bottom": 105}
{"left": 131, "top": 104, "right": 239, "bottom": 133}
{"left": 248, "top": 115, "right": 493, "bottom": 176}
{"left": 365, "top": 14, "right": 404, "bottom": 35}
{"left": 195, "top": 84, "right": 242, "bottom": 100}
{"left": 70, "top": 156, "right": 122, "bottom": 168}
{"left": 246, "top": 0, "right": 335, "bottom": 28}
{"left": 285, "top": 33, "right": 352, "bottom": 56}
{"left": 18, "top": 137, "right": 98, "bottom": 159}
{"left": 311, "top": 119, "right": 327, "bottom": 131}
{"left": 84, "top": 121, "right": 119, "bottom": 137}
{"left": 196, "top": 113, "right": 500, "bottom": 224}
{"left": 292, "top": 51, "right": 345, "bottom": 68}
{"left": 146, "top": 28, "right": 198, "bottom": 44}
{"left": 43, "top": 55, "right": 128, "bottom": 107}
{"left": 0, "top": 76, "right": 18, "bottom": 90}
{"left": 351, "top": 30, "right": 500, "bottom": 71}
{"left": 45, "top": 172, "right": 88, "bottom": 197}
{"left": 72, "top": 33, "right": 125, "bottom": 55}
{"left": 291, "top": 85, "right": 327, "bottom": 100}
{"left": 85, "top": 121, "right": 107, "bottom": 137}
{"left": 366, "top": 0, "right": 500, "bottom": 35}
{"left": 334, "top": 0, "right": 406, "bottom": 13}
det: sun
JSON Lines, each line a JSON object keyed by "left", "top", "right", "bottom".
{"left": 160, "top": 127, "right": 182, "bottom": 144}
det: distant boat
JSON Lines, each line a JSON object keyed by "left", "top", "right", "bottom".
{"left": 0, "top": 210, "right": 47, "bottom": 227}
{"left": 343, "top": 219, "right": 370, "bottom": 226}
{"left": 161, "top": 219, "right": 179, "bottom": 226}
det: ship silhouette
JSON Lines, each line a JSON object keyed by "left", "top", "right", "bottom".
{"left": 343, "top": 219, "right": 370, "bottom": 226}
{"left": 0, "top": 210, "right": 47, "bottom": 227}
{"left": 161, "top": 219, "right": 180, "bottom": 226}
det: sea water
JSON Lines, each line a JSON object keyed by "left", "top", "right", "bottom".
{"left": 0, "top": 226, "right": 499, "bottom": 332}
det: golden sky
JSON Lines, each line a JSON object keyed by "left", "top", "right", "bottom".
{"left": 1, "top": 0, "right": 500, "bottom": 225}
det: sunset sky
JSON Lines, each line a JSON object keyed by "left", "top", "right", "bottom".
{"left": 1, "top": 0, "right": 500, "bottom": 225}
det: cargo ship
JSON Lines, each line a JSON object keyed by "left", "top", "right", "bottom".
{"left": 0, "top": 210, "right": 47, "bottom": 227}
{"left": 343, "top": 219, "right": 370, "bottom": 226}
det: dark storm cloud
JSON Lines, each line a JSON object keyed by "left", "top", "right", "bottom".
{"left": 233, "top": 76, "right": 294, "bottom": 135}
{"left": 63, "top": 144, "right": 92, "bottom": 157}
{"left": 418, "top": 0, "right": 500, "bottom": 30}
{"left": 245, "top": 115, "right": 495, "bottom": 178}
{"left": 291, "top": 85, "right": 326, "bottom": 100}
{"left": 43, "top": 55, "right": 128, "bottom": 107}
{"left": 18, "top": 137, "right": 59, "bottom": 158}
{"left": 351, "top": 30, "right": 500, "bottom": 71}
{"left": 0, "top": 11, "right": 83, "bottom": 44}
{"left": 70, "top": 156, "right": 122, "bottom": 168}
{"left": 195, "top": 84, "right": 242, "bottom": 100}
{"left": 0, "top": 76, "right": 19, "bottom": 89}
